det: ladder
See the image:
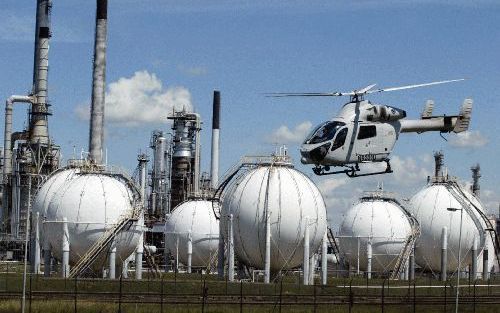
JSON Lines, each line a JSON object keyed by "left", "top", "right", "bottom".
{"left": 143, "top": 244, "right": 162, "bottom": 278}
{"left": 327, "top": 227, "right": 341, "bottom": 263}
{"left": 390, "top": 219, "right": 420, "bottom": 280}
{"left": 69, "top": 208, "right": 141, "bottom": 278}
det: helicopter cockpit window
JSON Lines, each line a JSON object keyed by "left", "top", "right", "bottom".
{"left": 304, "top": 121, "right": 346, "bottom": 144}
{"left": 331, "top": 127, "right": 348, "bottom": 151}
{"left": 357, "top": 125, "right": 377, "bottom": 140}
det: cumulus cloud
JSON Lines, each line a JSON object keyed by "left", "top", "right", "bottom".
{"left": 75, "top": 70, "right": 193, "bottom": 127}
{"left": 266, "top": 121, "right": 312, "bottom": 144}
{"left": 449, "top": 130, "right": 488, "bottom": 148}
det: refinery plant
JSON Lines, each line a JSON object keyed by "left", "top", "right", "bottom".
{"left": 0, "top": 1, "right": 500, "bottom": 312}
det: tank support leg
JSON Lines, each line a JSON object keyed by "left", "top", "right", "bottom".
{"left": 441, "top": 226, "right": 448, "bottom": 281}
{"left": 303, "top": 217, "right": 310, "bottom": 285}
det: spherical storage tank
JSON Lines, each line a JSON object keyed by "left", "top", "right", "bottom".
{"left": 338, "top": 193, "right": 413, "bottom": 272}
{"left": 41, "top": 172, "right": 142, "bottom": 266}
{"left": 221, "top": 162, "right": 327, "bottom": 272}
{"left": 408, "top": 181, "right": 493, "bottom": 272}
{"left": 165, "top": 200, "right": 219, "bottom": 268}
{"left": 33, "top": 167, "right": 80, "bottom": 221}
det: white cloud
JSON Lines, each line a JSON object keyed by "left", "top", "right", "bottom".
{"left": 449, "top": 130, "right": 488, "bottom": 148}
{"left": 266, "top": 121, "right": 312, "bottom": 144}
{"left": 75, "top": 70, "right": 193, "bottom": 127}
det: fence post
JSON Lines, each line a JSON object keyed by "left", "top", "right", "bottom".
{"left": 29, "top": 273, "right": 32, "bottom": 313}
{"left": 161, "top": 276, "right": 164, "bottom": 313}
{"left": 118, "top": 274, "right": 123, "bottom": 313}
{"left": 413, "top": 280, "right": 416, "bottom": 313}
{"left": 240, "top": 281, "right": 243, "bottom": 313}
{"left": 444, "top": 281, "right": 447, "bottom": 313}
{"left": 201, "top": 279, "right": 207, "bottom": 313}
{"left": 74, "top": 276, "right": 77, "bottom": 313}
{"left": 313, "top": 283, "right": 317, "bottom": 313}
{"left": 473, "top": 280, "right": 476, "bottom": 313}
{"left": 279, "top": 279, "right": 283, "bottom": 313}
{"left": 349, "top": 278, "right": 353, "bottom": 313}
{"left": 382, "top": 280, "right": 385, "bottom": 313}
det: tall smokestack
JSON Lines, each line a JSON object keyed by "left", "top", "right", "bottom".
{"left": 434, "top": 151, "right": 444, "bottom": 178}
{"left": 471, "top": 164, "right": 481, "bottom": 198}
{"left": 88, "top": 0, "right": 108, "bottom": 165}
{"left": 210, "top": 91, "right": 221, "bottom": 189}
{"left": 30, "top": 0, "right": 52, "bottom": 144}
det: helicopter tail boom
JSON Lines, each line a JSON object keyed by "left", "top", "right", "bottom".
{"left": 400, "top": 98, "right": 472, "bottom": 134}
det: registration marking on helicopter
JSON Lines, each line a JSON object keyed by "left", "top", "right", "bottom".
{"left": 356, "top": 153, "right": 377, "bottom": 162}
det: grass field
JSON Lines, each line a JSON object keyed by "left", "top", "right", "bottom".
{"left": 1, "top": 262, "right": 500, "bottom": 312}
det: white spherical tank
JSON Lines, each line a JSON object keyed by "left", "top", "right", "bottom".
{"left": 338, "top": 195, "right": 413, "bottom": 272}
{"left": 221, "top": 165, "right": 327, "bottom": 272}
{"left": 408, "top": 182, "right": 490, "bottom": 272}
{"left": 44, "top": 172, "right": 142, "bottom": 266}
{"left": 33, "top": 168, "right": 80, "bottom": 220}
{"left": 165, "top": 200, "right": 219, "bottom": 268}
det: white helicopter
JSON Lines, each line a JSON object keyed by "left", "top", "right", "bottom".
{"left": 269, "top": 79, "right": 472, "bottom": 177}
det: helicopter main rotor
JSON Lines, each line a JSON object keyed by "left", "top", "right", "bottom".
{"left": 266, "top": 78, "right": 465, "bottom": 101}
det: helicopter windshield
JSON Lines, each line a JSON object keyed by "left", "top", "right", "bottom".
{"left": 304, "top": 121, "right": 346, "bottom": 144}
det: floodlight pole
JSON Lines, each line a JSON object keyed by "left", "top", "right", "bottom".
{"left": 447, "top": 207, "right": 463, "bottom": 313}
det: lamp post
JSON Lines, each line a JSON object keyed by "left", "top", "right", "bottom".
{"left": 447, "top": 207, "right": 463, "bottom": 313}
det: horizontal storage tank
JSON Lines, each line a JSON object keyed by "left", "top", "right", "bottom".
{"left": 338, "top": 192, "right": 413, "bottom": 272}
{"left": 43, "top": 172, "right": 142, "bottom": 266}
{"left": 408, "top": 181, "right": 493, "bottom": 272}
{"left": 164, "top": 200, "right": 219, "bottom": 268}
{"left": 221, "top": 162, "right": 327, "bottom": 272}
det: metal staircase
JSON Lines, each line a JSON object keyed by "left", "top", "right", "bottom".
{"left": 327, "top": 227, "right": 342, "bottom": 264}
{"left": 143, "top": 244, "right": 162, "bottom": 278}
{"left": 390, "top": 218, "right": 420, "bottom": 280}
{"left": 69, "top": 208, "right": 141, "bottom": 278}
{"left": 445, "top": 181, "right": 500, "bottom": 269}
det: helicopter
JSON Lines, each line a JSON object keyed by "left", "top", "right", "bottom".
{"left": 268, "top": 79, "right": 472, "bottom": 177}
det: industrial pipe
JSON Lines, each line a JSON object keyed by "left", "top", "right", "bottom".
{"left": 43, "top": 221, "right": 51, "bottom": 277}
{"left": 109, "top": 239, "right": 116, "bottom": 279}
{"left": 135, "top": 231, "right": 143, "bottom": 280}
{"left": 303, "top": 217, "right": 310, "bottom": 285}
{"left": 264, "top": 206, "right": 271, "bottom": 284}
{"left": 187, "top": 231, "right": 192, "bottom": 274}
{"left": 366, "top": 241, "right": 372, "bottom": 279}
{"left": 321, "top": 232, "right": 327, "bottom": 285}
{"left": 88, "top": 0, "right": 108, "bottom": 164}
{"left": 186, "top": 113, "right": 201, "bottom": 193}
{"left": 210, "top": 91, "right": 220, "bottom": 189}
{"left": 440, "top": 226, "right": 448, "bottom": 281}
{"left": 33, "top": 212, "right": 41, "bottom": 274}
{"left": 409, "top": 244, "right": 415, "bottom": 280}
{"left": 471, "top": 236, "right": 478, "bottom": 280}
{"left": 228, "top": 214, "right": 235, "bottom": 282}
{"left": 62, "top": 217, "right": 70, "bottom": 278}
{"left": 482, "top": 248, "right": 489, "bottom": 280}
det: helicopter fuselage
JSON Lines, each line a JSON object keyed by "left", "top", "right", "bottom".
{"left": 300, "top": 100, "right": 404, "bottom": 167}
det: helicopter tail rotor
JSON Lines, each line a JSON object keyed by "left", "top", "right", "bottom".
{"left": 453, "top": 98, "right": 473, "bottom": 133}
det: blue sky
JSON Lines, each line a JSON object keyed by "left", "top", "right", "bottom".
{"left": 1, "top": 1, "right": 499, "bottom": 227}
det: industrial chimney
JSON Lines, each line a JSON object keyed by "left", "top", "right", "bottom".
{"left": 30, "top": 0, "right": 52, "bottom": 144}
{"left": 471, "top": 164, "right": 481, "bottom": 198}
{"left": 210, "top": 91, "right": 221, "bottom": 189}
{"left": 433, "top": 151, "right": 444, "bottom": 178}
{"left": 88, "top": 0, "right": 108, "bottom": 165}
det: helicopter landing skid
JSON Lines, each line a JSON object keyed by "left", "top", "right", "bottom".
{"left": 313, "top": 161, "right": 393, "bottom": 178}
